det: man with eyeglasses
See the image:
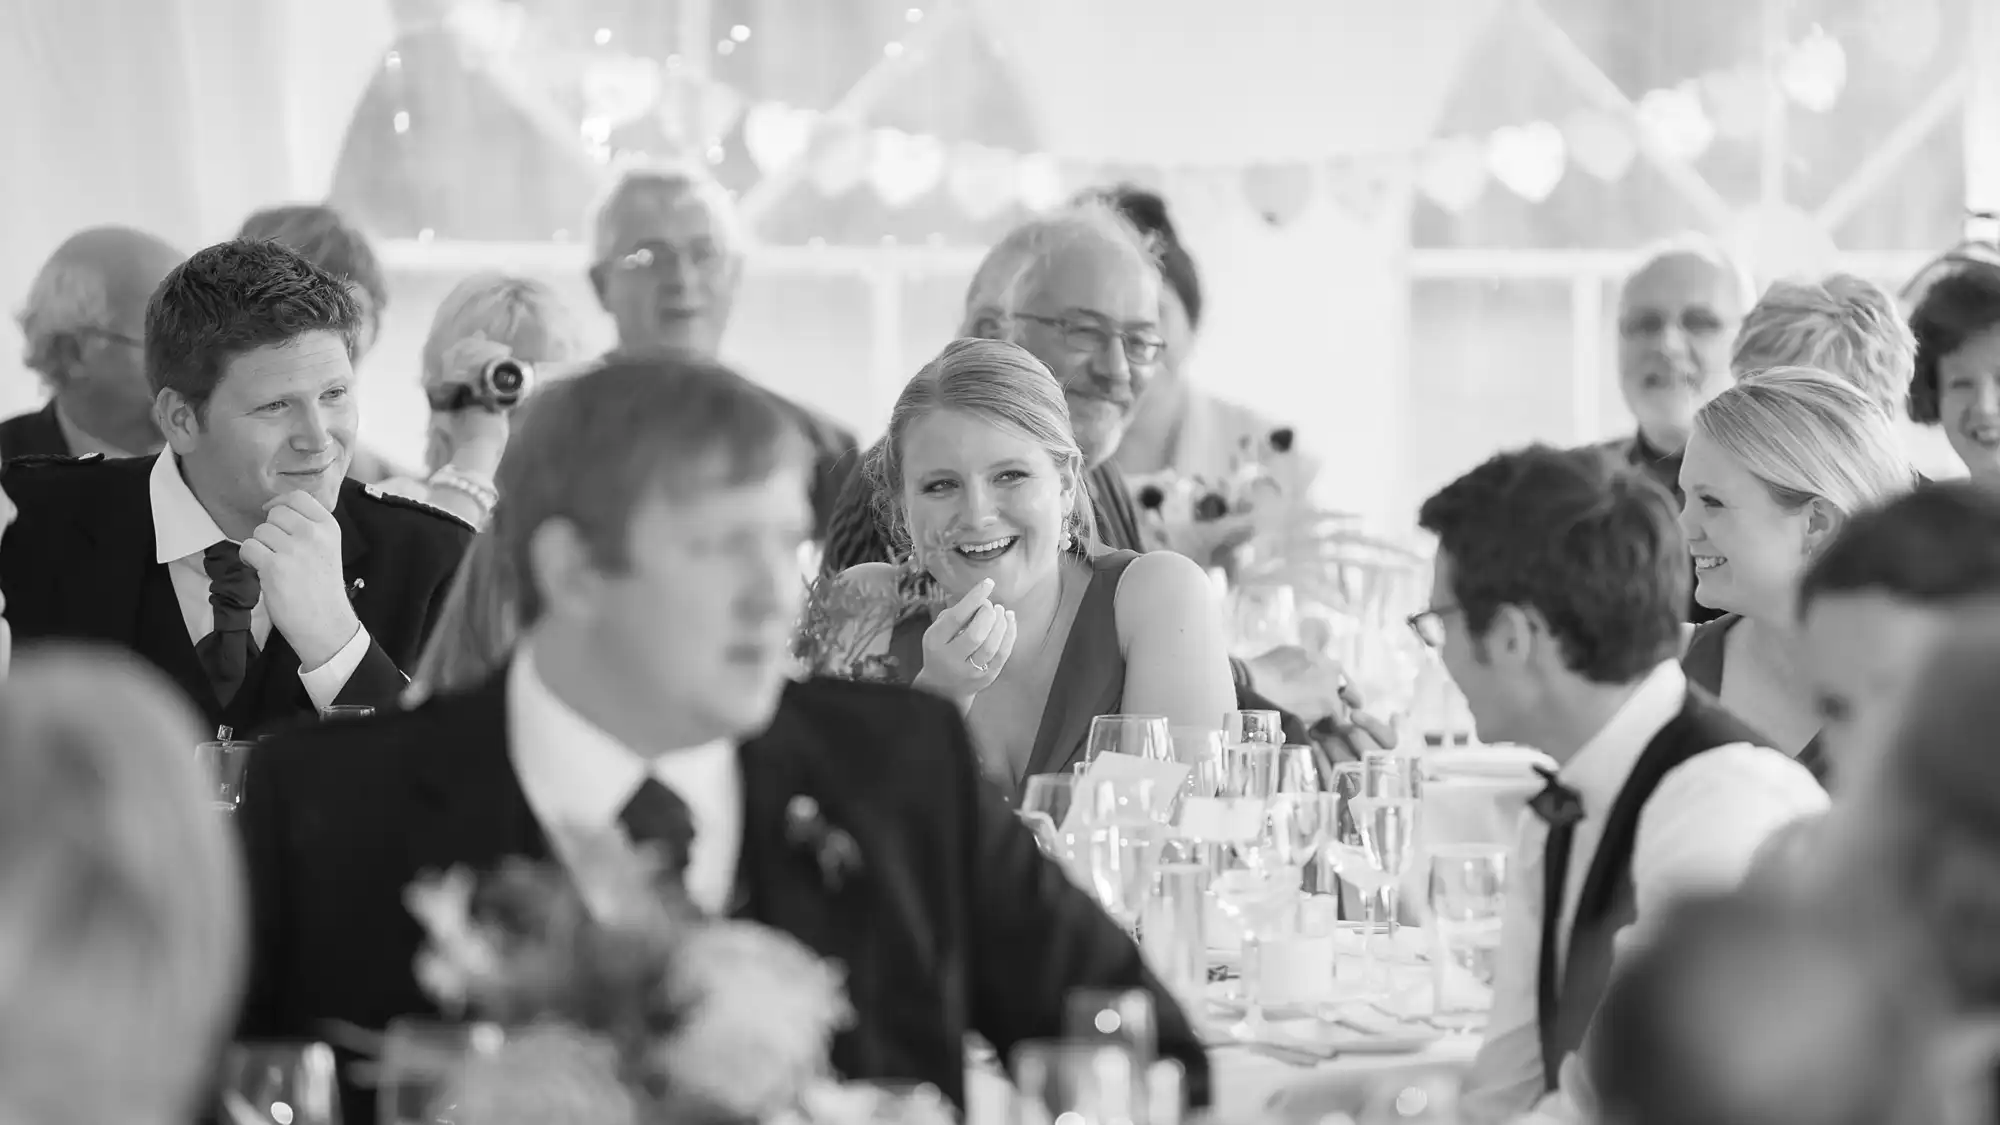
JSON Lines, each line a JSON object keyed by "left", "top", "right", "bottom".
{"left": 4, "top": 226, "right": 184, "bottom": 461}
{"left": 587, "top": 164, "right": 860, "bottom": 543}
{"left": 1591, "top": 237, "right": 1754, "bottom": 624}
{"left": 1416, "top": 445, "right": 1824, "bottom": 1124}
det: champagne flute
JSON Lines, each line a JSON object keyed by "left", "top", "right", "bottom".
{"left": 1218, "top": 741, "right": 1280, "bottom": 801}
{"left": 1211, "top": 864, "right": 1301, "bottom": 1040}
{"left": 1265, "top": 744, "right": 1325, "bottom": 876}
{"left": 1086, "top": 714, "right": 1174, "bottom": 764}
{"left": 1078, "top": 778, "right": 1162, "bottom": 936}
{"left": 1350, "top": 796, "right": 1418, "bottom": 946}
{"left": 218, "top": 1042, "right": 342, "bottom": 1125}
{"left": 1224, "top": 709, "right": 1284, "bottom": 748}
{"left": 1168, "top": 725, "right": 1225, "bottom": 799}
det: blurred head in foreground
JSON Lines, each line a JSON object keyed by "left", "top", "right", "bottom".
{"left": 1594, "top": 892, "right": 1936, "bottom": 1125}
{"left": 0, "top": 645, "right": 242, "bottom": 1125}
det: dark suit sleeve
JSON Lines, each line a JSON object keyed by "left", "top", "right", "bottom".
{"left": 948, "top": 705, "right": 1212, "bottom": 1106}
{"left": 234, "top": 737, "right": 295, "bottom": 1039}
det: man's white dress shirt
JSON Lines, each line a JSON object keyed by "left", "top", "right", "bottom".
{"left": 1459, "top": 661, "right": 1829, "bottom": 1124}
{"left": 148, "top": 450, "right": 370, "bottom": 711}
{"left": 506, "top": 647, "right": 742, "bottom": 915}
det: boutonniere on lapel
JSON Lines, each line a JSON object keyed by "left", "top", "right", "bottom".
{"left": 346, "top": 577, "right": 366, "bottom": 602}
{"left": 785, "top": 795, "right": 863, "bottom": 891}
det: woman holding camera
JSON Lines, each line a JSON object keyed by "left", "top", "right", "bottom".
{"left": 377, "top": 272, "right": 586, "bottom": 526}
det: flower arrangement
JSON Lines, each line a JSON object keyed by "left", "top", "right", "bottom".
{"left": 1131, "top": 427, "right": 1299, "bottom": 569}
{"left": 398, "top": 828, "right": 854, "bottom": 1125}
{"left": 793, "top": 531, "right": 950, "bottom": 683}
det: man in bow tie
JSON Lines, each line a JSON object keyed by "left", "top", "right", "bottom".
{"left": 1413, "top": 446, "right": 1826, "bottom": 1123}
{"left": 234, "top": 356, "right": 1207, "bottom": 1124}
{"left": 0, "top": 239, "right": 471, "bottom": 737}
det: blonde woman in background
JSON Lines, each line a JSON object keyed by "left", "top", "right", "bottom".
{"left": 1730, "top": 274, "right": 1917, "bottom": 417}
{"left": 376, "top": 272, "right": 587, "bottom": 527}
{"left": 1679, "top": 367, "right": 1918, "bottom": 783}
{"left": 0, "top": 645, "right": 243, "bottom": 1125}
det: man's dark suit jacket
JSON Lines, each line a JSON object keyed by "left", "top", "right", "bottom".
{"left": 0, "top": 454, "right": 473, "bottom": 738}
{"left": 235, "top": 671, "right": 1210, "bottom": 1124}
{"left": 0, "top": 401, "right": 67, "bottom": 458}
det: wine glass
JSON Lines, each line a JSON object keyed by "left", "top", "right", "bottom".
{"left": 1168, "top": 725, "right": 1225, "bottom": 798}
{"left": 1428, "top": 845, "right": 1508, "bottom": 1028}
{"left": 1263, "top": 744, "right": 1324, "bottom": 875}
{"left": 196, "top": 739, "right": 255, "bottom": 813}
{"left": 1211, "top": 863, "right": 1302, "bottom": 1040}
{"left": 218, "top": 1042, "right": 342, "bottom": 1125}
{"left": 1363, "top": 749, "right": 1422, "bottom": 800}
{"left": 1078, "top": 778, "right": 1163, "bottom": 935}
{"left": 1086, "top": 714, "right": 1173, "bottom": 764}
{"left": 1218, "top": 741, "right": 1280, "bottom": 801}
{"left": 1019, "top": 773, "right": 1077, "bottom": 853}
{"left": 1224, "top": 709, "right": 1284, "bottom": 747}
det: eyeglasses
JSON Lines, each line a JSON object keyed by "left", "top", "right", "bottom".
{"left": 1406, "top": 604, "right": 1462, "bottom": 648}
{"left": 1617, "top": 307, "right": 1728, "bottom": 341}
{"left": 1015, "top": 313, "right": 1165, "bottom": 366}
{"left": 613, "top": 239, "right": 723, "bottom": 277}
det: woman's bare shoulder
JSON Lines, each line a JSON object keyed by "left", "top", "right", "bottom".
{"left": 1113, "top": 549, "right": 1215, "bottom": 611}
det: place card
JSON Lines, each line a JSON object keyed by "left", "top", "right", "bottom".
{"left": 1060, "top": 752, "right": 1192, "bottom": 831}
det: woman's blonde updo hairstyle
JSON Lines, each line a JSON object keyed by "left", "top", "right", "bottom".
{"left": 867, "top": 337, "right": 1095, "bottom": 562}
{"left": 1693, "top": 366, "right": 1917, "bottom": 518}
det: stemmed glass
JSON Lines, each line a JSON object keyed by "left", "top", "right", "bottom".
{"left": 1349, "top": 793, "right": 1418, "bottom": 947}
{"left": 1018, "top": 774, "right": 1077, "bottom": 856}
{"left": 218, "top": 1042, "right": 342, "bottom": 1125}
{"left": 1264, "top": 744, "right": 1325, "bottom": 877}
{"left": 1428, "top": 845, "right": 1508, "bottom": 1028}
{"left": 1168, "top": 725, "right": 1225, "bottom": 799}
{"left": 1211, "top": 862, "right": 1302, "bottom": 1041}
{"left": 1078, "top": 777, "right": 1165, "bottom": 936}
{"left": 1086, "top": 714, "right": 1174, "bottom": 765}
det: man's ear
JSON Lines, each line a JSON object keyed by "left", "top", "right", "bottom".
{"left": 154, "top": 389, "right": 201, "bottom": 453}
{"left": 525, "top": 517, "right": 601, "bottom": 622}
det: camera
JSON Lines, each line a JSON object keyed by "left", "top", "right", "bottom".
{"left": 426, "top": 357, "right": 535, "bottom": 413}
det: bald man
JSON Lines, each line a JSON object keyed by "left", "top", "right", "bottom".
{"left": 587, "top": 165, "right": 859, "bottom": 540}
{"left": 6, "top": 227, "right": 184, "bottom": 460}
{"left": 1592, "top": 238, "right": 1753, "bottom": 624}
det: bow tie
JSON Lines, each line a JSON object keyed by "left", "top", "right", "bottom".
{"left": 1529, "top": 766, "right": 1584, "bottom": 828}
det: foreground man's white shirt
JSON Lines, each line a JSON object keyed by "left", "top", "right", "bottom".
{"left": 507, "top": 647, "right": 742, "bottom": 915}
{"left": 149, "top": 450, "right": 370, "bottom": 711}
{"left": 1459, "top": 661, "right": 1829, "bottom": 1124}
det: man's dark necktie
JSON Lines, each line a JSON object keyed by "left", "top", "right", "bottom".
{"left": 620, "top": 776, "right": 697, "bottom": 883}
{"left": 195, "top": 541, "right": 261, "bottom": 707}
{"left": 1531, "top": 765, "right": 1585, "bottom": 1091}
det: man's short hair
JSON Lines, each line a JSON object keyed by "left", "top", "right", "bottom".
{"left": 585, "top": 161, "right": 741, "bottom": 266}
{"left": 237, "top": 203, "right": 387, "bottom": 315}
{"left": 1798, "top": 482, "right": 2000, "bottom": 615}
{"left": 961, "top": 200, "right": 1156, "bottom": 336}
{"left": 1594, "top": 893, "right": 1923, "bottom": 1125}
{"left": 1731, "top": 275, "right": 1916, "bottom": 416}
{"left": 1622, "top": 233, "right": 1758, "bottom": 311}
{"left": 1417, "top": 445, "right": 1687, "bottom": 683}
{"left": 16, "top": 254, "right": 114, "bottom": 382}
{"left": 1907, "top": 260, "right": 2000, "bottom": 423}
{"left": 0, "top": 646, "right": 243, "bottom": 1125}
{"left": 493, "top": 356, "right": 807, "bottom": 625}
{"left": 145, "top": 239, "right": 363, "bottom": 417}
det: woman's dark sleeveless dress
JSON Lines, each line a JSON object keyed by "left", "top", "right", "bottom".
{"left": 1681, "top": 612, "right": 1829, "bottom": 783}
{"left": 888, "top": 550, "right": 1139, "bottom": 798}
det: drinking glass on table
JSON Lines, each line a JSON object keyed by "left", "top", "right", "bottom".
{"left": 1211, "top": 863, "right": 1303, "bottom": 1040}
{"left": 1217, "top": 741, "right": 1280, "bottom": 801}
{"left": 1265, "top": 745, "right": 1326, "bottom": 875}
{"left": 1428, "top": 845, "right": 1508, "bottom": 1028}
{"left": 196, "top": 739, "right": 255, "bottom": 813}
{"left": 1350, "top": 795, "right": 1418, "bottom": 944}
{"left": 1363, "top": 749, "right": 1422, "bottom": 800}
{"left": 218, "top": 1042, "right": 342, "bottom": 1125}
{"left": 1019, "top": 773, "right": 1077, "bottom": 854}
{"left": 1225, "top": 708, "right": 1284, "bottom": 748}
{"left": 1086, "top": 713, "right": 1174, "bottom": 765}
{"left": 1079, "top": 778, "right": 1163, "bottom": 935}
{"left": 1168, "top": 725, "right": 1225, "bottom": 798}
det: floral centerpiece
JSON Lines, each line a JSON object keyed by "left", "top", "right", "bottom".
{"left": 793, "top": 533, "right": 950, "bottom": 683}
{"left": 1130, "top": 427, "right": 1299, "bottom": 572}
{"left": 397, "top": 829, "right": 868, "bottom": 1125}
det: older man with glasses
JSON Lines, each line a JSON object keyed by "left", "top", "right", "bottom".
{"left": 586, "top": 164, "right": 860, "bottom": 543}
{"left": 5, "top": 226, "right": 184, "bottom": 460}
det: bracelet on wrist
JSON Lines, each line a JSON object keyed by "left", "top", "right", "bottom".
{"left": 427, "top": 466, "right": 499, "bottom": 520}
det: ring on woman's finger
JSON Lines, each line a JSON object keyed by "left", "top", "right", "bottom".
{"left": 966, "top": 655, "right": 990, "bottom": 673}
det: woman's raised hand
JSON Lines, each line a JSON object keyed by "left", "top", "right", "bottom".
{"left": 913, "top": 578, "right": 1018, "bottom": 705}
